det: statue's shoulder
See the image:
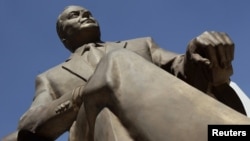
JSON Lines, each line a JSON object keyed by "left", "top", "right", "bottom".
{"left": 36, "top": 62, "right": 65, "bottom": 78}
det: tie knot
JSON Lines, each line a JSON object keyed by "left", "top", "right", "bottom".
{"left": 82, "top": 43, "right": 96, "bottom": 52}
{"left": 87, "top": 43, "right": 96, "bottom": 47}
{"left": 86, "top": 43, "right": 96, "bottom": 49}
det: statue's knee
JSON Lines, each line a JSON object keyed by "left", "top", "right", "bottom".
{"left": 101, "top": 50, "right": 132, "bottom": 88}
{"left": 93, "top": 49, "right": 138, "bottom": 91}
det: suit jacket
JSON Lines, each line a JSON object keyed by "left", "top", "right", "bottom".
{"left": 16, "top": 37, "right": 184, "bottom": 140}
{"left": 30, "top": 37, "right": 183, "bottom": 107}
{"left": 16, "top": 36, "right": 246, "bottom": 140}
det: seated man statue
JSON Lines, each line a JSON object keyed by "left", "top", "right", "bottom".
{"left": 2, "top": 5, "right": 250, "bottom": 141}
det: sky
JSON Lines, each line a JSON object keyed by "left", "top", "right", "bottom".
{"left": 1, "top": 0, "right": 250, "bottom": 140}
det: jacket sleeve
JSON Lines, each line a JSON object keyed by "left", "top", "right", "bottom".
{"left": 147, "top": 37, "right": 247, "bottom": 115}
{"left": 147, "top": 37, "right": 186, "bottom": 81}
{"left": 17, "top": 75, "right": 76, "bottom": 140}
{"left": 17, "top": 75, "right": 54, "bottom": 130}
{"left": 31, "top": 75, "right": 55, "bottom": 107}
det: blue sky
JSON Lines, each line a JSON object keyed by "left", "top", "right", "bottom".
{"left": 1, "top": 0, "right": 250, "bottom": 140}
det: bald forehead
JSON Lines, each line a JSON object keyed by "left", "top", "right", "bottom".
{"left": 59, "top": 5, "right": 90, "bottom": 20}
{"left": 64, "top": 5, "right": 88, "bottom": 13}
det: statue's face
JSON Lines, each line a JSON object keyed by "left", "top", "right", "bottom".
{"left": 59, "top": 6, "right": 99, "bottom": 41}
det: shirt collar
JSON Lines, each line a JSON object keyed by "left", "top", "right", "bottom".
{"left": 73, "top": 42, "right": 105, "bottom": 55}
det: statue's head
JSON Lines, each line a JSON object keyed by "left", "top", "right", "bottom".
{"left": 56, "top": 5, "right": 101, "bottom": 52}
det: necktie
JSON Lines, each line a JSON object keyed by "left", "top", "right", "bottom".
{"left": 85, "top": 43, "right": 104, "bottom": 68}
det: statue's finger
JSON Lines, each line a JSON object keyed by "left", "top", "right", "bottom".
{"left": 205, "top": 45, "right": 219, "bottom": 68}
{"left": 196, "top": 33, "right": 217, "bottom": 65}
{"left": 212, "top": 31, "right": 226, "bottom": 45}
{"left": 216, "top": 45, "right": 227, "bottom": 68}
{"left": 191, "top": 53, "right": 211, "bottom": 66}
{"left": 221, "top": 32, "right": 234, "bottom": 45}
{"left": 226, "top": 44, "right": 235, "bottom": 61}
{"left": 203, "top": 31, "right": 221, "bottom": 45}
{"left": 55, "top": 108, "right": 59, "bottom": 113}
{"left": 197, "top": 33, "right": 215, "bottom": 47}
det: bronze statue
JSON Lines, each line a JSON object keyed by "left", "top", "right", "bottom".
{"left": 2, "top": 5, "right": 250, "bottom": 141}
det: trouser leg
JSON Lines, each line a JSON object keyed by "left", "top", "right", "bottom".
{"left": 74, "top": 103, "right": 134, "bottom": 141}
{"left": 68, "top": 104, "right": 90, "bottom": 141}
{"left": 82, "top": 49, "right": 250, "bottom": 141}
{"left": 94, "top": 108, "right": 134, "bottom": 141}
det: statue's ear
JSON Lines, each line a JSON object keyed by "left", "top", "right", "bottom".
{"left": 61, "top": 38, "right": 74, "bottom": 52}
{"left": 61, "top": 38, "right": 67, "bottom": 44}
{"left": 61, "top": 38, "right": 70, "bottom": 48}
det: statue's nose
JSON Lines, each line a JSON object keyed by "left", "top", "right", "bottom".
{"left": 78, "top": 17, "right": 87, "bottom": 23}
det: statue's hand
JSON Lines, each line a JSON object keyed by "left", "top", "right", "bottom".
{"left": 186, "top": 31, "right": 234, "bottom": 86}
{"left": 71, "top": 85, "right": 85, "bottom": 111}
{"left": 55, "top": 100, "right": 73, "bottom": 114}
{"left": 55, "top": 86, "right": 85, "bottom": 114}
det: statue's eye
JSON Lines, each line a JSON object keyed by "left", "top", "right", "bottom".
{"left": 68, "top": 11, "right": 79, "bottom": 19}
{"left": 82, "top": 11, "right": 92, "bottom": 17}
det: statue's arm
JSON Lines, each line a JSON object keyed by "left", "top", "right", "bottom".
{"left": 147, "top": 37, "right": 186, "bottom": 79}
{"left": 149, "top": 32, "right": 234, "bottom": 90}
{"left": 17, "top": 75, "right": 78, "bottom": 140}
{"left": 183, "top": 31, "right": 246, "bottom": 115}
{"left": 149, "top": 32, "right": 246, "bottom": 115}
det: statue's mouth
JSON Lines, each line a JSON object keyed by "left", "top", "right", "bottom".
{"left": 84, "top": 19, "right": 95, "bottom": 24}
{"left": 80, "top": 19, "right": 98, "bottom": 28}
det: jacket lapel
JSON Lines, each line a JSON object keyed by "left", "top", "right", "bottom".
{"left": 62, "top": 54, "right": 95, "bottom": 82}
{"left": 62, "top": 42, "right": 126, "bottom": 81}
